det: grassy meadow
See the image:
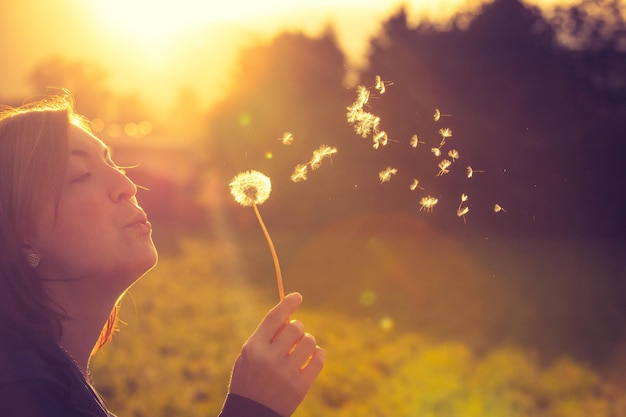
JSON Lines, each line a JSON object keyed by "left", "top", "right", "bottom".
{"left": 90, "top": 215, "right": 626, "bottom": 417}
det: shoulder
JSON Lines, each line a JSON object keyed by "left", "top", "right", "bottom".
{"left": 0, "top": 344, "right": 71, "bottom": 385}
{"left": 0, "top": 378, "right": 72, "bottom": 417}
{"left": 219, "top": 393, "right": 283, "bottom": 417}
{"left": 0, "top": 345, "right": 73, "bottom": 416}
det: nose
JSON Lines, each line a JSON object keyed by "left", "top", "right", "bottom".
{"left": 109, "top": 167, "right": 138, "bottom": 203}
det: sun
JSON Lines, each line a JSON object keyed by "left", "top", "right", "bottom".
{"left": 90, "top": 0, "right": 308, "bottom": 42}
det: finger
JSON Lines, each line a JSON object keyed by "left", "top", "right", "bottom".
{"left": 301, "top": 346, "right": 325, "bottom": 383}
{"left": 256, "top": 292, "right": 302, "bottom": 341}
{"left": 273, "top": 320, "right": 304, "bottom": 350}
{"left": 287, "top": 332, "right": 317, "bottom": 366}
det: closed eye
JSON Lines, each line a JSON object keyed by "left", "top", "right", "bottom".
{"left": 69, "top": 172, "right": 91, "bottom": 183}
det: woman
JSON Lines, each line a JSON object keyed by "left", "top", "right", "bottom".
{"left": 0, "top": 93, "right": 324, "bottom": 417}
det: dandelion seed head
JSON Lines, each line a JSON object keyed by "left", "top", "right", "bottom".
{"left": 448, "top": 149, "right": 459, "bottom": 161}
{"left": 229, "top": 170, "right": 272, "bottom": 207}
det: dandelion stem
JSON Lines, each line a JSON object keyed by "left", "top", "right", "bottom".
{"left": 252, "top": 202, "right": 284, "bottom": 301}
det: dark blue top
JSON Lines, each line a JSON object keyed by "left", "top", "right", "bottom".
{"left": 0, "top": 343, "right": 281, "bottom": 417}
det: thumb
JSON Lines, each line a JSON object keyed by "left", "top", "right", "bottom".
{"left": 256, "top": 292, "right": 303, "bottom": 339}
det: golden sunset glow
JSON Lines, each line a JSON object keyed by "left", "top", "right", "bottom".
{"left": 1, "top": 0, "right": 576, "bottom": 114}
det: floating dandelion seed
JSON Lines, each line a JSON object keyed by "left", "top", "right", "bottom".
{"left": 437, "top": 159, "right": 452, "bottom": 176}
{"left": 290, "top": 164, "right": 308, "bottom": 183}
{"left": 379, "top": 167, "right": 397, "bottom": 183}
{"left": 410, "top": 179, "right": 424, "bottom": 191}
{"left": 372, "top": 131, "right": 389, "bottom": 149}
{"left": 356, "top": 85, "right": 370, "bottom": 107}
{"left": 433, "top": 108, "right": 452, "bottom": 121}
{"left": 229, "top": 170, "right": 284, "bottom": 300}
{"left": 375, "top": 75, "right": 390, "bottom": 94}
{"left": 494, "top": 204, "right": 507, "bottom": 213}
{"left": 457, "top": 194, "right": 470, "bottom": 223}
{"left": 419, "top": 196, "right": 438, "bottom": 212}
{"left": 309, "top": 145, "right": 337, "bottom": 170}
{"left": 457, "top": 206, "right": 470, "bottom": 222}
{"left": 466, "top": 166, "right": 485, "bottom": 178}
{"left": 278, "top": 131, "right": 294, "bottom": 145}
{"left": 410, "top": 134, "right": 425, "bottom": 148}
{"left": 439, "top": 128, "right": 453, "bottom": 139}
{"left": 438, "top": 128, "right": 453, "bottom": 147}
{"left": 431, "top": 147, "right": 442, "bottom": 157}
{"left": 352, "top": 111, "right": 380, "bottom": 138}
{"left": 448, "top": 149, "right": 459, "bottom": 161}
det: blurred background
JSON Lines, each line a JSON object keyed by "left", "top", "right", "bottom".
{"left": 2, "top": 0, "right": 625, "bottom": 415}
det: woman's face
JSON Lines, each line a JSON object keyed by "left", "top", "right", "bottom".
{"left": 31, "top": 125, "right": 157, "bottom": 298}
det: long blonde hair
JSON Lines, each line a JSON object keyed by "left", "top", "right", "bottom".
{"left": 0, "top": 92, "right": 118, "bottom": 350}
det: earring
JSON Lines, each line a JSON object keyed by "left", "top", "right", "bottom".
{"left": 27, "top": 253, "right": 40, "bottom": 268}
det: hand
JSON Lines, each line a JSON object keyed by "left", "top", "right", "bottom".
{"left": 228, "top": 292, "right": 325, "bottom": 416}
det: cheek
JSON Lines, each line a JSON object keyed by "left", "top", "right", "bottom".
{"left": 37, "top": 200, "right": 110, "bottom": 255}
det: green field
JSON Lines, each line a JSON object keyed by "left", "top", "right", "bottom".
{"left": 91, "top": 218, "right": 626, "bottom": 417}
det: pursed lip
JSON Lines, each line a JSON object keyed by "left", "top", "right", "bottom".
{"left": 125, "top": 210, "right": 150, "bottom": 228}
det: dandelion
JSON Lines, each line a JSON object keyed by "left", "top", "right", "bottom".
{"left": 419, "top": 196, "right": 438, "bottom": 212}
{"left": 278, "top": 131, "right": 294, "bottom": 145}
{"left": 448, "top": 149, "right": 459, "bottom": 161}
{"left": 437, "top": 159, "right": 452, "bottom": 176}
{"left": 433, "top": 108, "right": 452, "bottom": 122}
{"left": 410, "top": 179, "right": 424, "bottom": 191}
{"left": 494, "top": 204, "right": 507, "bottom": 213}
{"left": 290, "top": 164, "right": 308, "bottom": 183}
{"left": 410, "top": 134, "right": 425, "bottom": 148}
{"left": 379, "top": 167, "right": 397, "bottom": 183}
{"left": 229, "top": 170, "right": 284, "bottom": 300}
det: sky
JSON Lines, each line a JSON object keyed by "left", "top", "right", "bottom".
{"left": 0, "top": 0, "right": 576, "bottom": 112}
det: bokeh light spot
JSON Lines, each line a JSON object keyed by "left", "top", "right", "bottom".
{"left": 265, "top": 152, "right": 273, "bottom": 160}
{"left": 124, "top": 122, "right": 139, "bottom": 136}
{"left": 238, "top": 113, "right": 252, "bottom": 126}
{"left": 379, "top": 316, "right": 395, "bottom": 331}
{"left": 359, "top": 290, "right": 377, "bottom": 307}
